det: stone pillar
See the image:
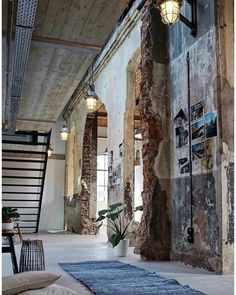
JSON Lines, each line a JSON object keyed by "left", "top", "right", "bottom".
{"left": 136, "top": 1, "right": 171, "bottom": 260}
{"left": 79, "top": 113, "right": 97, "bottom": 234}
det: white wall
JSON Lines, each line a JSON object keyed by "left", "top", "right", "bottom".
{"left": 39, "top": 116, "right": 65, "bottom": 230}
{"left": 134, "top": 140, "right": 143, "bottom": 221}
{"left": 95, "top": 19, "right": 141, "bottom": 157}
{"left": 94, "top": 18, "right": 141, "bottom": 205}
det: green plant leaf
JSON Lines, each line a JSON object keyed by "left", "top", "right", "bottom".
{"left": 109, "top": 233, "right": 121, "bottom": 248}
{"left": 109, "top": 202, "right": 123, "bottom": 211}
{"left": 2, "top": 207, "right": 20, "bottom": 220}
{"left": 98, "top": 209, "right": 110, "bottom": 216}
{"left": 107, "top": 209, "right": 123, "bottom": 221}
{"left": 95, "top": 215, "right": 105, "bottom": 222}
{"left": 135, "top": 205, "right": 143, "bottom": 211}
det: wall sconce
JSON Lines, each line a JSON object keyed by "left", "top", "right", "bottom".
{"left": 85, "top": 82, "right": 99, "bottom": 112}
{"left": 155, "top": 0, "right": 197, "bottom": 37}
{"left": 60, "top": 122, "right": 69, "bottom": 141}
{"left": 47, "top": 145, "right": 53, "bottom": 157}
{"left": 85, "top": 62, "right": 99, "bottom": 112}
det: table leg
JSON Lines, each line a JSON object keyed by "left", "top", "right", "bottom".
{"left": 16, "top": 224, "right": 23, "bottom": 243}
{"left": 8, "top": 236, "right": 18, "bottom": 274}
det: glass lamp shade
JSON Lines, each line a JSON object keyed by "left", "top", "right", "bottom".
{"left": 47, "top": 148, "right": 52, "bottom": 157}
{"left": 157, "top": 0, "right": 183, "bottom": 25}
{"left": 85, "top": 83, "right": 99, "bottom": 112}
{"left": 86, "top": 96, "right": 98, "bottom": 112}
{"left": 60, "top": 126, "right": 69, "bottom": 141}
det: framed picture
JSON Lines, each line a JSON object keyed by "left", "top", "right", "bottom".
{"left": 175, "top": 124, "right": 189, "bottom": 148}
{"left": 205, "top": 112, "right": 217, "bottom": 138}
{"left": 192, "top": 141, "right": 206, "bottom": 161}
{"left": 178, "top": 157, "right": 190, "bottom": 174}
{"left": 191, "top": 100, "right": 205, "bottom": 122}
{"left": 109, "top": 150, "right": 113, "bottom": 166}
{"left": 174, "top": 109, "right": 188, "bottom": 127}
{"left": 119, "top": 143, "right": 123, "bottom": 157}
{"left": 191, "top": 118, "right": 205, "bottom": 142}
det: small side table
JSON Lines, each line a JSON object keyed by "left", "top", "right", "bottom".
{"left": 2, "top": 231, "right": 19, "bottom": 274}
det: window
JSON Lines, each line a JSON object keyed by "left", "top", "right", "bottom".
{"left": 97, "top": 154, "right": 108, "bottom": 202}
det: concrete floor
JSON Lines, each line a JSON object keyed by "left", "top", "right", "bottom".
{"left": 2, "top": 232, "right": 234, "bottom": 295}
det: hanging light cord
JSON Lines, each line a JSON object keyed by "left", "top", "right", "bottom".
{"left": 187, "top": 52, "right": 194, "bottom": 244}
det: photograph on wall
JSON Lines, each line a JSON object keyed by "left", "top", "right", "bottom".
{"left": 174, "top": 109, "right": 188, "bottom": 127}
{"left": 119, "top": 143, "right": 123, "bottom": 158}
{"left": 175, "top": 124, "right": 189, "bottom": 148}
{"left": 205, "top": 112, "right": 217, "bottom": 139}
{"left": 178, "top": 157, "right": 190, "bottom": 174}
{"left": 191, "top": 118, "right": 205, "bottom": 142}
{"left": 109, "top": 150, "right": 113, "bottom": 165}
{"left": 108, "top": 175, "right": 113, "bottom": 186}
{"left": 191, "top": 100, "right": 205, "bottom": 122}
{"left": 108, "top": 166, "right": 113, "bottom": 175}
{"left": 192, "top": 141, "right": 206, "bottom": 161}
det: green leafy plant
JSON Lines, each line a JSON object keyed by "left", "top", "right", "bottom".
{"left": 95, "top": 202, "right": 143, "bottom": 248}
{"left": 2, "top": 207, "right": 20, "bottom": 221}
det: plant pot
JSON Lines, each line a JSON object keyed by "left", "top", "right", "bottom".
{"left": 2, "top": 219, "right": 14, "bottom": 231}
{"left": 113, "top": 239, "right": 129, "bottom": 257}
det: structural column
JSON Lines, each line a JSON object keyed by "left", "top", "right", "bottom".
{"left": 136, "top": 1, "right": 171, "bottom": 260}
{"left": 79, "top": 113, "right": 97, "bottom": 234}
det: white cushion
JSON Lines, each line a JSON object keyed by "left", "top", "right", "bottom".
{"left": 2, "top": 271, "right": 61, "bottom": 295}
{"left": 17, "top": 284, "right": 80, "bottom": 295}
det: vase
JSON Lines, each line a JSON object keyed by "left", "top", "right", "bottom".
{"left": 2, "top": 219, "right": 14, "bottom": 231}
{"left": 113, "top": 239, "right": 129, "bottom": 257}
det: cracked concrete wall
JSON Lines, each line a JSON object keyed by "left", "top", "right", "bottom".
{"left": 169, "top": 0, "right": 234, "bottom": 273}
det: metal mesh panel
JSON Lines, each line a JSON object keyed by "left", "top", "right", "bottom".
{"left": 10, "top": 0, "right": 38, "bottom": 114}
{"left": 16, "top": 0, "right": 38, "bottom": 28}
{"left": 11, "top": 27, "right": 33, "bottom": 97}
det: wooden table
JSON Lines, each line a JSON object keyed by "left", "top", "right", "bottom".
{"left": 2, "top": 231, "right": 19, "bottom": 274}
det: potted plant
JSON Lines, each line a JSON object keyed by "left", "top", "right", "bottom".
{"left": 2, "top": 207, "right": 20, "bottom": 231}
{"left": 95, "top": 202, "right": 143, "bottom": 257}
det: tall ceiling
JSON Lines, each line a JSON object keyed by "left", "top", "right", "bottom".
{"left": 2, "top": 0, "right": 131, "bottom": 132}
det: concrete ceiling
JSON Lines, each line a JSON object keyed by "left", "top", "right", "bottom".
{"left": 2, "top": 0, "right": 131, "bottom": 131}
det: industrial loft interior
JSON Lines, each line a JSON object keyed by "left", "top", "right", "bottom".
{"left": 2, "top": 0, "right": 234, "bottom": 295}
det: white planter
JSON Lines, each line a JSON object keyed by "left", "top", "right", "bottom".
{"left": 114, "top": 239, "right": 129, "bottom": 257}
{"left": 2, "top": 220, "right": 14, "bottom": 231}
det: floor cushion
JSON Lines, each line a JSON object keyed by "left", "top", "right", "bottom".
{"left": 2, "top": 271, "right": 61, "bottom": 295}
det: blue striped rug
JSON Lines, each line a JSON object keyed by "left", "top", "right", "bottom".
{"left": 59, "top": 260, "right": 205, "bottom": 295}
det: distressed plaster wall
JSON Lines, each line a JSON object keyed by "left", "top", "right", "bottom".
{"left": 94, "top": 17, "right": 141, "bottom": 213}
{"left": 169, "top": 0, "right": 234, "bottom": 273}
{"left": 64, "top": 100, "right": 88, "bottom": 233}
{"left": 135, "top": 2, "right": 171, "bottom": 260}
{"left": 65, "top": 109, "right": 97, "bottom": 234}
{"left": 216, "top": 0, "right": 234, "bottom": 274}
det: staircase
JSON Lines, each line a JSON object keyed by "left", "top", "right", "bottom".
{"left": 2, "top": 131, "right": 51, "bottom": 233}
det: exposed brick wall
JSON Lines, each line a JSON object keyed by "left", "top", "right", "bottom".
{"left": 79, "top": 114, "right": 97, "bottom": 234}
{"left": 135, "top": 1, "right": 171, "bottom": 260}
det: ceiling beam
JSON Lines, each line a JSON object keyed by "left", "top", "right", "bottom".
{"left": 32, "top": 35, "right": 101, "bottom": 51}
{"left": 2, "top": 32, "right": 102, "bottom": 53}
{"left": 17, "top": 118, "right": 55, "bottom": 123}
